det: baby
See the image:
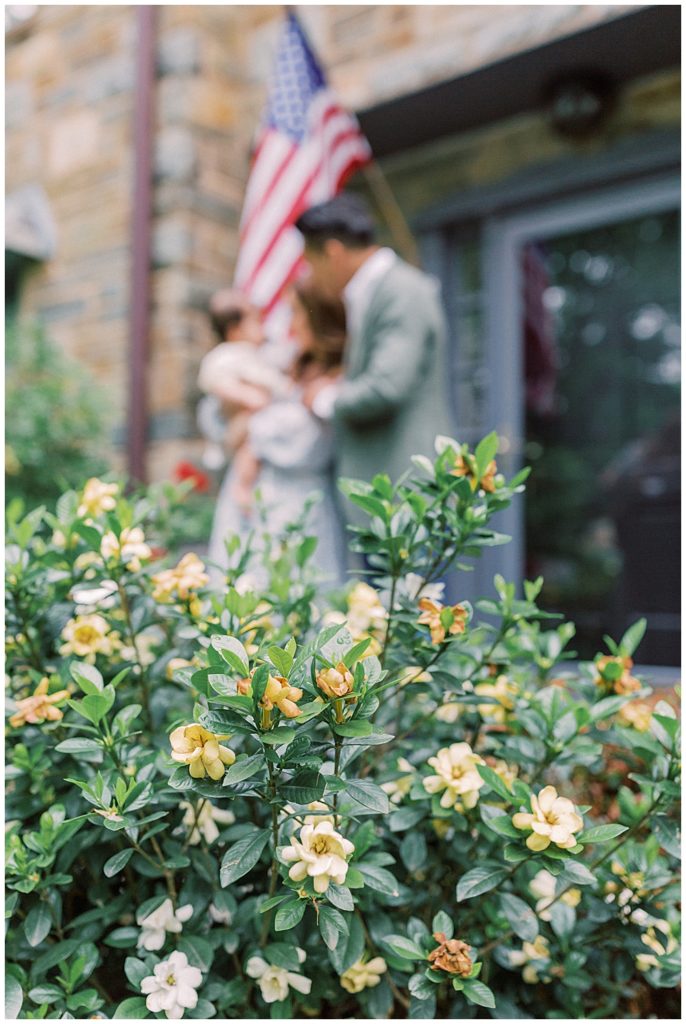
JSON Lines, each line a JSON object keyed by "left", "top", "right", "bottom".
{"left": 197, "top": 289, "right": 290, "bottom": 509}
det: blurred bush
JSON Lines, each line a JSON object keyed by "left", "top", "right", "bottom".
{"left": 5, "top": 319, "right": 111, "bottom": 509}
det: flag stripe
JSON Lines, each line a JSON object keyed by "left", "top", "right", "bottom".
{"left": 234, "top": 11, "right": 372, "bottom": 319}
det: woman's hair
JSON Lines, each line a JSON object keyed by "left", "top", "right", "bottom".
{"left": 291, "top": 279, "right": 346, "bottom": 378}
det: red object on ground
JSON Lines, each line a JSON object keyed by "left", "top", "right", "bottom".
{"left": 174, "top": 461, "right": 211, "bottom": 493}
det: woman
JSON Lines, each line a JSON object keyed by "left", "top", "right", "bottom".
{"left": 207, "top": 280, "right": 347, "bottom": 586}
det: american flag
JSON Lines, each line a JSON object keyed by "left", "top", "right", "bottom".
{"left": 233, "top": 10, "right": 372, "bottom": 325}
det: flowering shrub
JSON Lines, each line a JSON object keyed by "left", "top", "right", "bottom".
{"left": 5, "top": 434, "right": 680, "bottom": 1019}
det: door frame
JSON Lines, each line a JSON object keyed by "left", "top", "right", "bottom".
{"left": 481, "top": 171, "right": 681, "bottom": 588}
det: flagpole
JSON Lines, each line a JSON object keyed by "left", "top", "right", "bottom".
{"left": 362, "top": 160, "right": 420, "bottom": 267}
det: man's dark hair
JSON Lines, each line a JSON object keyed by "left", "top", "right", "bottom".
{"left": 295, "top": 193, "right": 376, "bottom": 250}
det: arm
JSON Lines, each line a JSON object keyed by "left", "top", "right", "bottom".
{"left": 334, "top": 285, "right": 436, "bottom": 426}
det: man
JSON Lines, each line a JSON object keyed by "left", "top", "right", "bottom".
{"left": 295, "top": 192, "right": 452, "bottom": 499}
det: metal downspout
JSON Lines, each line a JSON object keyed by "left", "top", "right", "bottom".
{"left": 127, "top": 4, "right": 156, "bottom": 483}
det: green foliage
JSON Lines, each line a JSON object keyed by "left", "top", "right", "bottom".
{"left": 5, "top": 320, "right": 111, "bottom": 509}
{"left": 4, "top": 436, "right": 680, "bottom": 1019}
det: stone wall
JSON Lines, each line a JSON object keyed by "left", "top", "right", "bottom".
{"left": 6, "top": 4, "right": 676, "bottom": 483}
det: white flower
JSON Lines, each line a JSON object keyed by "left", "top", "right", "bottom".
{"left": 209, "top": 902, "right": 233, "bottom": 926}
{"left": 137, "top": 898, "right": 194, "bottom": 951}
{"left": 380, "top": 758, "right": 414, "bottom": 804}
{"left": 140, "top": 950, "right": 202, "bottom": 1019}
{"left": 179, "top": 800, "right": 235, "bottom": 845}
{"left": 70, "top": 578, "right": 119, "bottom": 613}
{"left": 340, "top": 956, "right": 387, "bottom": 993}
{"left": 280, "top": 820, "right": 354, "bottom": 894}
{"left": 246, "top": 948, "right": 312, "bottom": 1003}
{"left": 400, "top": 573, "right": 445, "bottom": 603}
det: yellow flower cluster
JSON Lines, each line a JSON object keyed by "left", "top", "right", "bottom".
{"left": 512, "top": 786, "right": 583, "bottom": 852}
{"left": 169, "top": 724, "right": 236, "bottom": 780}
{"left": 261, "top": 674, "right": 303, "bottom": 721}
{"left": 475, "top": 674, "right": 518, "bottom": 723}
{"left": 423, "top": 742, "right": 484, "bottom": 812}
{"left": 594, "top": 654, "right": 640, "bottom": 695}
{"left": 417, "top": 598, "right": 468, "bottom": 645}
{"left": 101, "top": 527, "right": 152, "bottom": 572}
{"left": 451, "top": 452, "right": 498, "bottom": 492}
{"left": 9, "top": 678, "right": 70, "bottom": 728}
{"left": 508, "top": 935, "right": 551, "bottom": 983}
{"left": 77, "top": 478, "right": 119, "bottom": 519}
{"left": 618, "top": 700, "right": 653, "bottom": 732}
{"left": 151, "top": 552, "right": 208, "bottom": 605}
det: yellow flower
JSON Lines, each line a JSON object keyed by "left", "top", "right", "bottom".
{"left": 512, "top": 785, "right": 583, "bottom": 852}
{"left": 179, "top": 800, "right": 235, "bottom": 845}
{"left": 397, "top": 665, "right": 432, "bottom": 687}
{"left": 423, "top": 742, "right": 484, "bottom": 812}
{"left": 169, "top": 724, "right": 236, "bottom": 780}
{"left": 417, "top": 598, "right": 468, "bottom": 645}
{"left": 346, "top": 582, "right": 387, "bottom": 639}
{"left": 74, "top": 551, "right": 102, "bottom": 578}
{"left": 60, "top": 613, "right": 118, "bottom": 663}
{"left": 340, "top": 957, "right": 387, "bottom": 993}
{"left": 636, "top": 920, "right": 678, "bottom": 971}
{"left": 435, "top": 701, "right": 461, "bottom": 723}
{"left": 316, "top": 662, "right": 354, "bottom": 700}
{"left": 490, "top": 758, "right": 518, "bottom": 792}
{"left": 380, "top": 758, "right": 414, "bottom": 804}
{"left": 261, "top": 675, "right": 303, "bottom": 720}
{"left": 475, "top": 675, "right": 518, "bottom": 723}
{"left": 618, "top": 700, "right": 653, "bottom": 732}
{"left": 529, "top": 869, "right": 581, "bottom": 920}
{"left": 9, "top": 678, "right": 70, "bottom": 728}
{"left": 451, "top": 452, "right": 498, "bottom": 492}
{"left": 78, "top": 478, "right": 119, "bottom": 519}
{"left": 508, "top": 935, "right": 550, "bottom": 983}
{"left": 166, "top": 657, "right": 195, "bottom": 681}
{"left": 281, "top": 820, "right": 354, "bottom": 894}
{"left": 151, "top": 553, "right": 209, "bottom": 604}
{"left": 595, "top": 654, "right": 641, "bottom": 695}
{"left": 101, "top": 527, "right": 152, "bottom": 572}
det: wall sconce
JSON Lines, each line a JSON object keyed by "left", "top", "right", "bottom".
{"left": 544, "top": 73, "right": 616, "bottom": 139}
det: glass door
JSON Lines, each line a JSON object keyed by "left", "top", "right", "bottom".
{"left": 483, "top": 176, "right": 680, "bottom": 665}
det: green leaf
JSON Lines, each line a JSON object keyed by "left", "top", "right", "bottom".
{"left": 124, "top": 956, "right": 149, "bottom": 992}
{"left": 34, "top": 938, "right": 81, "bottom": 974}
{"left": 318, "top": 906, "right": 349, "bottom": 951}
{"left": 24, "top": 903, "right": 52, "bottom": 947}
{"left": 500, "top": 892, "right": 538, "bottom": 941}
{"left": 457, "top": 866, "right": 508, "bottom": 901}
{"left": 104, "top": 848, "right": 135, "bottom": 878}
{"left": 5, "top": 973, "right": 22, "bottom": 1020}
{"left": 113, "top": 996, "right": 149, "bottom": 1018}
{"left": 463, "top": 979, "right": 496, "bottom": 1009}
{"left": 268, "top": 644, "right": 294, "bottom": 677}
{"left": 296, "top": 536, "right": 318, "bottom": 567}
{"left": 222, "top": 753, "right": 265, "bottom": 784}
{"left": 328, "top": 911, "right": 365, "bottom": 974}
{"left": 274, "top": 899, "right": 306, "bottom": 931}
{"left": 220, "top": 830, "right": 270, "bottom": 886}
{"left": 261, "top": 727, "right": 298, "bottom": 747}
{"left": 384, "top": 935, "right": 425, "bottom": 960}
{"left": 178, "top": 935, "right": 214, "bottom": 971}
{"left": 357, "top": 864, "right": 400, "bottom": 897}
{"left": 347, "top": 493, "right": 389, "bottom": 521}
{"left": 590, "top": 695, "right": 630, "bottom": 721}
{"left": 279, "top": 771, "right": 325, "bottom": 804}
{"left": 28, "top": 985, "right": 62, "bottom": 1005}
{"left": 482, "top": 814, "right": 520, "bottom": 839}
{"left": 431, "top": 910, "right": 453, "bottom": 939}
{"left": 579, "top": 823, "right": 628, "bottom": 844}
{"left": 55, "top": 738, "right": 103, "bottom": 755}
{"left": 333, "top": 720, "right": 372, "bottom": 738}
{"left": 474, "top": 431, "right": 499, "bottom": 479}
{"left": 618, "top": 618, "right": 647, "bottom": 657}
{"left": 400, "top": 832, "right": 427, "bottom": 873}
{"left": 476, "top": 764, "right": 514, "bottom": 802}
{"left": 70, "top": 689, "right": 114, "bottom": 726}
{"left": 326, "top": 883, "right": 355, "bottom": 911}
{"left": 558, "top": 861, "right": 597, "bottom": 886}
{"left": 210, "top": 635, "right": 249, "bottom": 676}
{"left": 343, "top": 779, "right": 390, "bottom": 814}
{"left": 70, "top": 661, "right": 104, "bottom": 694}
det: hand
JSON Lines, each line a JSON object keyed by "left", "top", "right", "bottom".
{"left": 302, "top": 375, "right": 340, "bottom": 411}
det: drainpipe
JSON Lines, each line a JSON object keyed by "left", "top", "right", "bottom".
{"left": 127, "top": 4, "right": 157, "bottom": 484}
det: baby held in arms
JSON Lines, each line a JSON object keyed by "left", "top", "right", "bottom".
{"left": 197, "top": 289, "right": 290, "bottom": 511}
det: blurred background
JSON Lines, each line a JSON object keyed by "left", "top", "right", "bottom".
{"left": 5, "top": 4, "right": 680, "bottom": 666}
